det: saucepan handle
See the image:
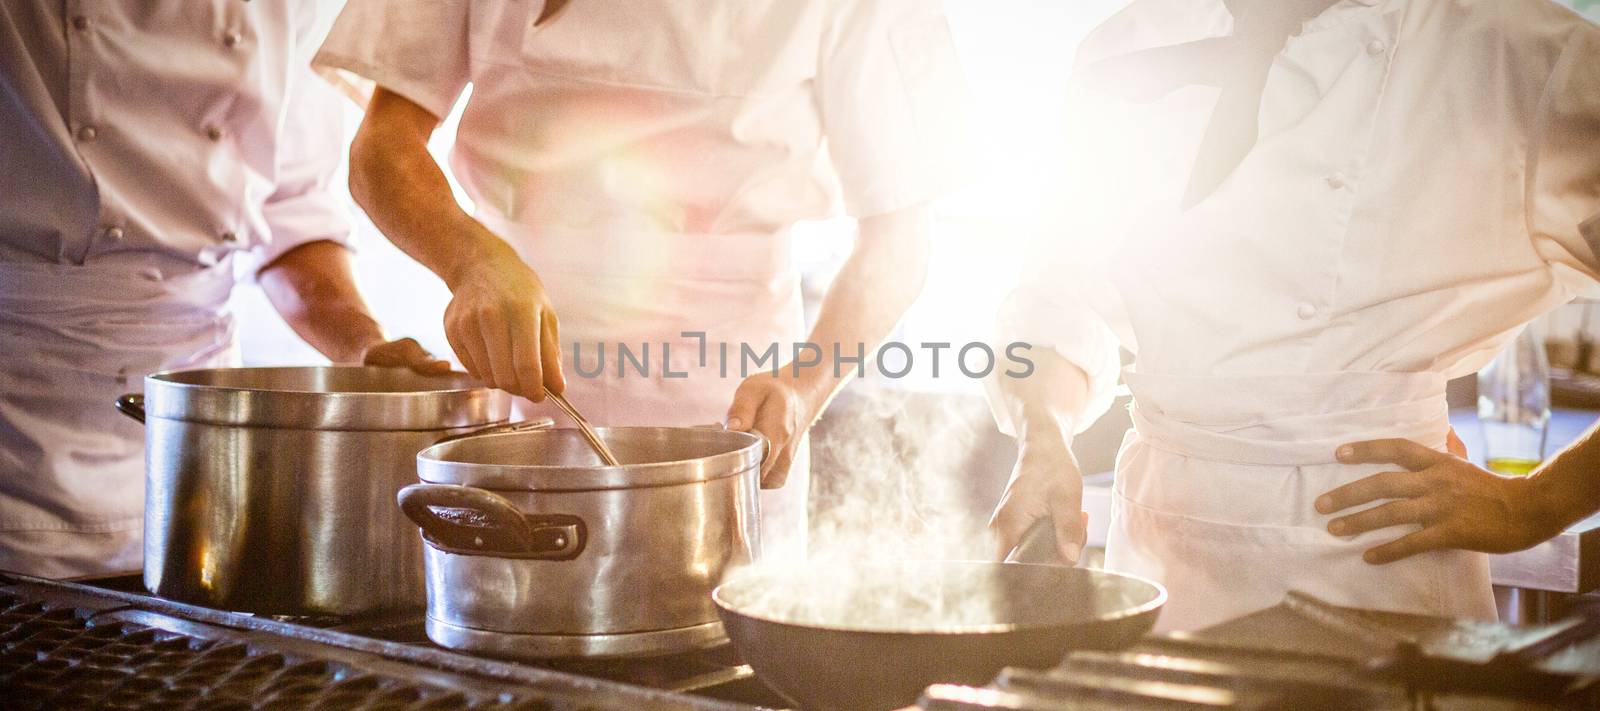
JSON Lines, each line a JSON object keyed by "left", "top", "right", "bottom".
{"left": 114, "top": 394, "right": 145, "bottom": 424}
{"left": 433, "top": 416, "right": 556, "bottom": 445}
{"left": 1005, "top": 517, "right": 1063, "bottom": 565}
{"left": 397, "top": 483, "right": 585, "bottom": 560}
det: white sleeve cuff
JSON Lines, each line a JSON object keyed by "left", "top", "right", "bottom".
{"left": 983, "top": 290, "right": 1122, "bottom": 438}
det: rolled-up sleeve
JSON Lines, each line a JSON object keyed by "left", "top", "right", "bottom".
{"left": 815, "top": 0, "right": 976, "bottom": 218}
{"left": 249, "top": 2, "right": 352, "bottom": 274}
{"left": 1530, "top": 25, "right": 1600, "bottom": 297}
{"left": 312, "top": 0, "right": 472, "bottom": 120}
{"left": 253, "top": 62, "right": 352, "bottom": 272}
{"left": 984, "top": 244, "right": 1124, "bottom": 438}
{"left": 984, "top": 58, "right": 1136, "bottom": 438}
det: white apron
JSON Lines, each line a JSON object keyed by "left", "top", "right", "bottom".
{"left": 1106, "top": 368, "right": 1497, "bottom": 632}
{"left": 0, "top": 261, "right": 238, "bottom": 578}
{"left": 482, "top": 214, "right": 811, "bottom": 559}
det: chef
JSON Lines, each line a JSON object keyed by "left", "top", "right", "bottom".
{"left": 0, "top": 2, "right": 444, "bottom": 577}
{"left": 988, "top": 0, "right": 1600, "bottom": 630}
{"left": 316, "top": 0, "right": 972, "bottom": 554}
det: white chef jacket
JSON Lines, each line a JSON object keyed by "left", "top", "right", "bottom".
{"left": 0, "top": 0, "right": 350, "bottom": 274}
{"left": 316, "top": 0, "right": 969, "bottom": 233}
{"left": 316, "top": 0, "right": 973, "bottom": 557}
{"left": 0, "top": 0, "right": 351, "bottom": 577}
{"left": 994, "top": 0, "right": 1600, "bottom": 630}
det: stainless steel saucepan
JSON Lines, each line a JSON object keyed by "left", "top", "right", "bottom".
{"left": 116, "top": 366, "right": 549, "bottom": 615}
{"left": 402, "top": 425, "right": 765, "bottom": 659}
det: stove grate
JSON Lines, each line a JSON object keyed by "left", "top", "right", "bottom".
{"left": 0, "top": 592, "right": 560, "bottom": 711}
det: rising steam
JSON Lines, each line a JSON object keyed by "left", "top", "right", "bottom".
{"left": 720, "top": 386, "right": 1015, "bottom": 630}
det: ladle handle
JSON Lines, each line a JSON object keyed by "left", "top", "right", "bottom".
{"left": 548, "top": 391, "right": 622, "bottom": 466}
{"left": 1005, "top": 517, "right": 1062, "bottom": 565}
{"left": 114, "top": 393, "right": 146, "bottom": 424}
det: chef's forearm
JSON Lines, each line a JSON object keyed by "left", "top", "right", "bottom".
{"left": 348, "top": 87, "right": 517, "bottom": 291}
{"left": 258, "top": 240, "right": 385, "bottom": 363}
{"left": 1529, "top": 423, "right": 1600, "bottom": 535}
{"left": 794, "top": 205, "right": 932, "bottom": 407}
{"left": 1001, "top": 349, "right": 1091, "bottom": 447}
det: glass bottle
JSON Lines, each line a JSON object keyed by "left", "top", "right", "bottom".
{"left": 1478, "top": 326, "right": 1551, "bottom": 476}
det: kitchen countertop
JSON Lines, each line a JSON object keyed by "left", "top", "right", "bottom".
{"left": 1080, "top": 407, "right": 1600, "bottom": 595}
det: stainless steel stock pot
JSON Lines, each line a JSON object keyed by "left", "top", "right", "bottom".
{"left": 403, "top": 426, "right": 764, "bottom": 659}
{"left": 116, "top": 366, "right": 540, "bottom": 615}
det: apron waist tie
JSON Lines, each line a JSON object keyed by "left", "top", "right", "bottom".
{"left": 0, "top": 260, "right": 235, "bottom": 319}
{"left": 1124, "top": 368, "right": 1451, "bottom": 467}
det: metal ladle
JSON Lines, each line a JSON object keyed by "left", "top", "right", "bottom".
{"left": 546, "top": 391, "right": 622, "bottom": 466}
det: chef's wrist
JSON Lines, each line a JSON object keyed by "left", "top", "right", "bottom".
{"left": 1017, "top": 405, "right": 1075, "bottom": 452}
{"left": 440, "top": 220, "right": 518, "bottom": 291}
{"left": 790, "top": 366, "right": 838, "bottom": 418}
{"left": 1527, "top": 460, "right": 1594, "bottom": 538}
{"left": 339, "top": 317, "right": 389, "bottom": 364}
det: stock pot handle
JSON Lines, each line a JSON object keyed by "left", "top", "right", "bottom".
{"left": 114, "top": 394, "right": 145, "bottom": 424}
{"left": 397, "top": 483, "right": 586, "bottom": 560}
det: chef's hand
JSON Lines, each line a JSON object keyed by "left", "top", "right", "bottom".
{"left": 1316, "top": 438, "right": 1558, "bottom": 564}
{"left": 726, "top": 371, "right": 821, "bottom": 489}
{"left": 442, "top": 247, "right": 565, "bottom": 401}
{"left": 361, "top": 337, "right": 454, "bottom": 375}
{"left": 990, "top": 428, "right": 1088, "bottom": 564}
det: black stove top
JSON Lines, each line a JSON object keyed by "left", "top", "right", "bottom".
{"left": 0, "top": 572, "right": 785, "bottom": 711}
{"left": 919, "top": 595, "right": 1600, "bottom": 710}
{"left": 8, "top": 572, "right": 1600, "bottom": 711}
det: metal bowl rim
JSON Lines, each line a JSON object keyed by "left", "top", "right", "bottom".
{"left": 141, "top": 367, "right": 508, "bottom": 431}
{"left": 711, "top": 562, "right": 1168, "bottom": 636}
{"left": 146, "top": 365, "right": 492, "bottom": 396}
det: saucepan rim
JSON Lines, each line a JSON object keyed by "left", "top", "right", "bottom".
{"left": 416, "top": 426, "right": 766, "bottom": 489}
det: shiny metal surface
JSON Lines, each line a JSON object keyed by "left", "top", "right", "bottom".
{"left": 143, "top": 366, "right": 508, "bottom": 430}
{"left": 412, "top": 427, "right": 763, "bottom": 658}
{"left": 547, "top": 391, "right": 622, "bottom": 466}
{"left": 714, "top": 562, "right": 1165, "bottom": 710}
{"left": 417, "top": 426, "right": 764, "bottom": 490}
{"left": 138, "top": 366, "right": 515, "bottom": 615}
{"left": 427, "top": 616, "right": 729, "bottom": 660}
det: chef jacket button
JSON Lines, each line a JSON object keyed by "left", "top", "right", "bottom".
{"left": 1366, "top": 40, "right": 1387, "bottom": 56}
{"left": 220, "top": 230, "right": 239, "bottom": 243}
{"left": 1325, "top": 172, "right": 1347, "bottom": 190}
{"left": 71, "top": 15, "right": 89, "bottom": 31}
{"left": 223, "top": 32, "right": 242, "bottom": 48}
{"left": 1296, "top": 303, "right": 1317, "bottom": 320}
{"left": 76, "top": 125, "right": 98, "bottom": 142}
{"left": 105, "top": 227, "right": 124, "bottom": 242}
{"left": 205, "top": 125, "right": 223, "bottom": 141}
